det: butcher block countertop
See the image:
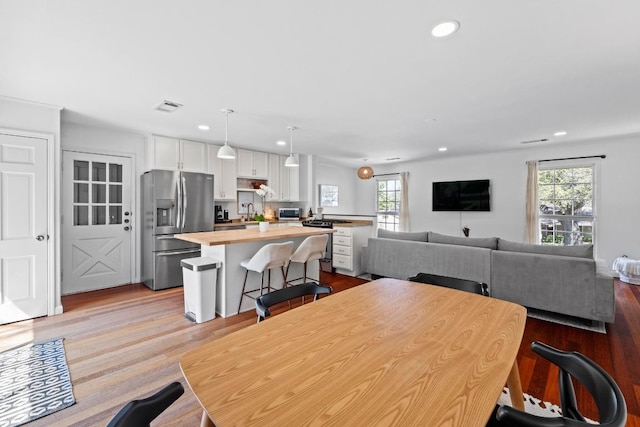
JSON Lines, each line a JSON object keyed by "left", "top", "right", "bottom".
{"left": 175, "top": 226, "right": 335, "bottom": 246}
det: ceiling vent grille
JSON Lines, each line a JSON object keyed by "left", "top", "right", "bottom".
{"left": 154, "top": 100, "right": 183, "bottom": 113}
{"left": 520, "top": 138, "right": 548, "bottom": 145}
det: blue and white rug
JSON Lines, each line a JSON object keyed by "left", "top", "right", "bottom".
{"left": 498, "top": 387, "right": 598, "bottom": 423}
{"left": 0, "top": 339, "right": 76, "bottom": 427}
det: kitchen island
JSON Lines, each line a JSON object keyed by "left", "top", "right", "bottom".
{"left": 175, "top": 226, "right": 335, "bottom": 317}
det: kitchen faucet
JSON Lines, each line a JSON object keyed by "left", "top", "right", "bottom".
{"left": 246, "top": 203, "right": 254, "bottom": 220}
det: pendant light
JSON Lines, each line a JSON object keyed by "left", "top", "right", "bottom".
{"left": 357, "top": 159, "right": 374, "bottom": 179}
{"left": 217, "top": 109, "right": 236, "bottom": 159}
{"left": 284, "top": 126, "right": 299, "bottom": 167}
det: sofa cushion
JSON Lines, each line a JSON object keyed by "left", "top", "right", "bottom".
{"left": 428, "top": 232, "right": 498, "bottom": 250}
{"left": 497, "top": 239, "right": 593, "bottom": 259}
{"left": 377, "top": 229, "right": 428, "bottom": 242}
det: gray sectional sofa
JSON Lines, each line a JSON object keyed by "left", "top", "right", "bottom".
{"left": 362, "top": 229, "right": 615, "bottom": 323}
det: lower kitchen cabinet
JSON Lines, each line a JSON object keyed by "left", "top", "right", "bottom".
{"left": 332, "top": 226, "right": 371, "bottom": 277}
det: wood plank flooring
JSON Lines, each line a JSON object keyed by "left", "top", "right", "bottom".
{"left": 1, "top": 274, "right": 638, "bottom": 426}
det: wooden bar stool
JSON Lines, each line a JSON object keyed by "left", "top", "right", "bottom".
{"left": 285, "top": 234, "right": 329, "bottom": 286}
{"left": 237, "top": 241, "right": 294, "bottom": 314}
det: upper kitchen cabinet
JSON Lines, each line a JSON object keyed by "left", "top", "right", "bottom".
{"left": 266, "top": 153, "right": 281, "bottom": 201}
{"left": 208, "top": 145, "right": 237, "bottom": 200}
{"left": 151, "top": 135, "right": 207, "bottom": 173}
{"left": 237, "top": 149, "right": 268, "bottom": 179}
{"left": 279, "top": 155, "right": 300, "bottom": 201}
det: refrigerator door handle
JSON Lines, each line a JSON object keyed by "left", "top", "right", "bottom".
{"left": 156, "top": 248, "right": 200, "bottom": 256}
{"left": 182, "top": 176, "right": 187, "bottom": 229}
{"left": 176, "top": 178, "right": 182, "bottom": 230}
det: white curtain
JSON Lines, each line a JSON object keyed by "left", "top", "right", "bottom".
{"left": 400, "top": 172, "right": 409, "bottom": 231}
{"left": 525, "top": 161, "right": 539, "bottom": 243}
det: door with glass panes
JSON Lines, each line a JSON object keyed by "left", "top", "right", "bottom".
{"left": 62, "top": 151, "right": 132, "bottom": 294}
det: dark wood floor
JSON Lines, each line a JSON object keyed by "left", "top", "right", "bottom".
{"left": 1, "top": 274, "right": 638, "bottom": 426}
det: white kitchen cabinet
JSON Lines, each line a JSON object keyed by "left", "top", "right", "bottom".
{"left": 266, "top": 153, "right": 281, "bottom": 201}
{"left": 237, "top": 149, "right": 268, "bottom": 179}
{"left": 151, "top": 135, "right": 207, "bottom": 173}
{"left": 333, "top": 226, "right": 371, "bottom": 277}
{"left": 279, "top": 155, "right": 300, "bottom": 201}
{"left": 208, "top": 145, "right": 237, "bottom": 200}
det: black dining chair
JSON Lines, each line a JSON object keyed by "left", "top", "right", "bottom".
{"left": 106, "top": 381, "right": 184, "bottom": 427}
{"left": 408, "top": 272, "right": 489, "bottom": 296}
{"left": 486, "top": 341, "right": 627, "bottom": 427}
{"left": 255, "top": 282, "right": 332, "bottom": 322}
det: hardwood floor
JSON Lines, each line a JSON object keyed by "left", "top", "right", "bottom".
{"left": 1, "top": 275, "right": 638, "bottom": 426}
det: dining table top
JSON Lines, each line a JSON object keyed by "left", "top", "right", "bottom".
{"left": 180, "top": 278, "right": 527, "bottom": 426}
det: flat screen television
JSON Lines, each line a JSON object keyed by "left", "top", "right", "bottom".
{"left": 432, "top": 179, "right": 490, "bottom": 211}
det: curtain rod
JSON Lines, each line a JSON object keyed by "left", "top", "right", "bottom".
{"left": 537, "top": 154, "right": 606, "bottom": 163}
{"left": 373, "top": 172, "right": 401, "bottom": 177}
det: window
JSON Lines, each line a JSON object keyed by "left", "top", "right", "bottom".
{"left": 377, "top": 178, "right": 401, "bottom": 231}
{"left": 72, "top": 160, "right": 123, "bottom": 226}
{"left": 538, "top": 165, "right": 594, "bottom": 246}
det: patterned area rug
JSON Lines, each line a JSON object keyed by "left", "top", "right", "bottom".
{"left": 498, "top": 387, "right": 598, "bottom": 423}
{"left": 0, "top": 339, "right": 76, "bottom": 427}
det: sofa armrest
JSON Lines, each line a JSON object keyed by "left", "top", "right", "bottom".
{"left": 594, "top": 259, "right": 615, "bottom": 322}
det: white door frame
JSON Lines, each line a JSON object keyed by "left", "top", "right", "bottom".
{"left": 0, "top": 127, "right": 56, "bottom": 316}
{"left": 62, "top": 147, "right": 137, "bottom": 286}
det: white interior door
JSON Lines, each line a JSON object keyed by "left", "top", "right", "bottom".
{"left": 0, "top": 132, "right": 49, "bottom": 325}
{"left": 62, "top": 151, "right": 132, "bottom": 294}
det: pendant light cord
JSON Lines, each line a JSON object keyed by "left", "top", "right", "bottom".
{"left": 225, "top": 110, "right": 229, "bottom": 144}
{"left": 288, "top": 126, "right": 297, "bottom": 155}
{"left": 290, "top": 127, "right": 294, "bottom": 155}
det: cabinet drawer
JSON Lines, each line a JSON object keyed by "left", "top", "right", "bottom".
{"left": 333, "top": 245, "right": 352, "bottom": 256}
{"left": 333, "top": 236, "right": 351, "bottom": 246}
{"left": 334, "top": 227, "right": 352, "bottom": 237}
{"left": 333, "top": 254, "right": 353, "bottom": 270}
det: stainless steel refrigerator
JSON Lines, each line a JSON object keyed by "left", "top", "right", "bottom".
{"left": 141, "top": 170, "right": 214, "bottom": 290}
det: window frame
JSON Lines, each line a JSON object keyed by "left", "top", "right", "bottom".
{"left": 537, "top": 159, "right": 598, "bottom": 247}
{"left": 376, "top": 175, "right": 401, "bottom": 231}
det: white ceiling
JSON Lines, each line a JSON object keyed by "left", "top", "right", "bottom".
{"left": 2, "top": 1, "right": 639, "bottom": 167}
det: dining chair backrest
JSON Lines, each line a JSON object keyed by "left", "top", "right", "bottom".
{"left": 407, "top": 272, "right": 489, "bottom": 296}
{"left": 488, "top": 341, "right": 627, "bottom": 427}
{"left": 255, "top": 282, "right": 332, "bottom": 322}
{"left": 243, "top": 241, "right": 294, "bottom": 273}
{"left": 290, "top": 234, "right": 328, "bottom": 264}
{"left": 106, "top": 381, "right": 184, "bottom": 427}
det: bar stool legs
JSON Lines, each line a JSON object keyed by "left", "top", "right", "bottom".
{"left": 237, "top": 264, "right": 289, "bottom": 314}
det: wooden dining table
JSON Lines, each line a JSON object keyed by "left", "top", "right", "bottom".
{"left": 180, "top": 278, "right": 527, "bottom": 426}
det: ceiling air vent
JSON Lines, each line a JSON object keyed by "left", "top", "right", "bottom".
{"left": 520, "top": 138, "right": 548, "bottom": 145}
{"left": 154, "top": 100, "right": 183, "bottom": 113}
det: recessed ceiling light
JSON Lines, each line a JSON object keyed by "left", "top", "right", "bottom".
{"left": 438, "top": 147, "right": 447, "bottom": 152}
{"left": 198, "top": 125, "right": 210, "bottom": 131}
{"left": 554, "top": 131, "right": 567, "bottom": 136}
{"left": 431, "top": 20, "right": 460, "bottom": 38}
{"left": 276, "top": 140, "right": 286, "bottom": 146}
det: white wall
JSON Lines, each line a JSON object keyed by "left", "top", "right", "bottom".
{"left": 353, "top": 135, "right": 640, "bottom": 269}
{"left": 0, "top": 96, "right": 62, "bottom": 312}
{"left": 312, "top": 156, "right": 359, "bottom": 215}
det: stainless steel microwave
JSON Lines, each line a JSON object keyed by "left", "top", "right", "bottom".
{"left": 279, "top": 207, "right": 300, "bottom": 220}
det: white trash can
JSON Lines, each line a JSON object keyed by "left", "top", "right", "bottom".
{"left": 181, "top": 257, "right": 221, "bottom": 323}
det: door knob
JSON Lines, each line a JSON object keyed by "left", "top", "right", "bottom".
{"left": 124, "top": 226, "right": 130, "bottom": 231}
{"left": 36, "top": 235, "right": 45, "bottom": 241}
